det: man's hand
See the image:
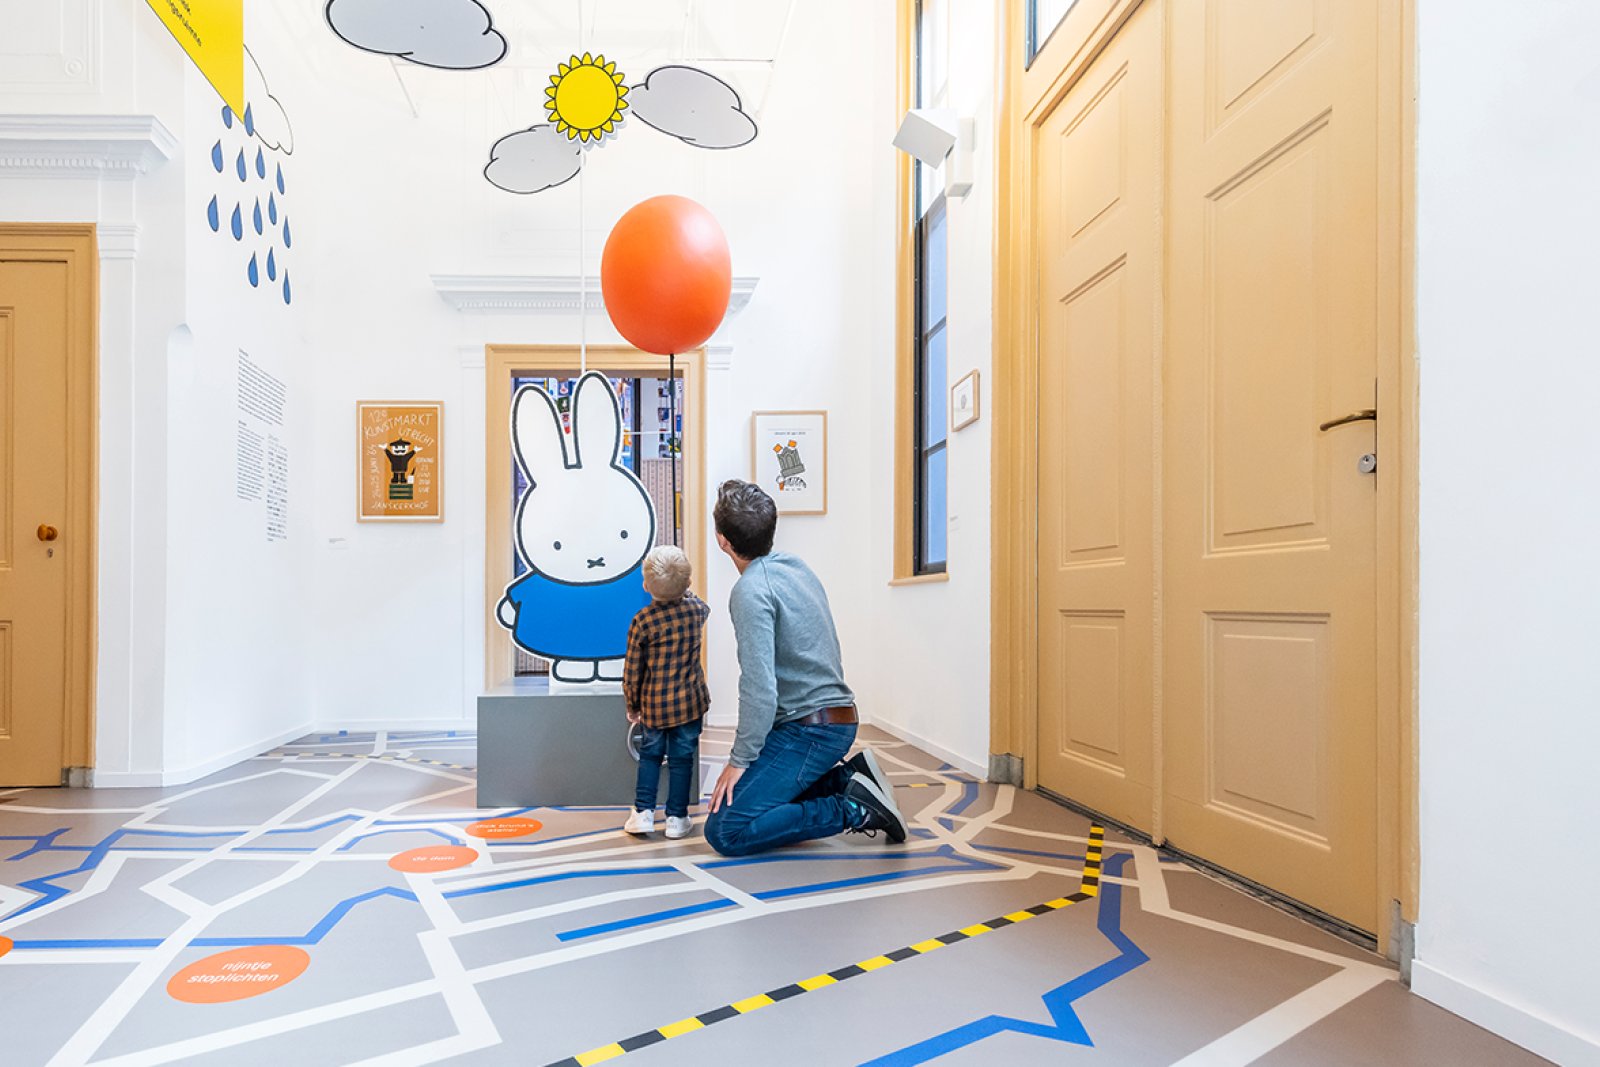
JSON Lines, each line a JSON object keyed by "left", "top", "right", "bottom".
{"left": 708, "top": 764, "right": 745, "bottom": 813}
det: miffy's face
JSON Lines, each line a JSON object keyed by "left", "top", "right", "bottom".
{"left": 511, "top": 373, "right": 657, "bottom": 585}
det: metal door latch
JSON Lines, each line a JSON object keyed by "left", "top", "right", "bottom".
{"left": 1358, "top": 453, "right": 1378, "bottom": 474}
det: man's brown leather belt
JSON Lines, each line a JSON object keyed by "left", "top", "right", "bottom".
{"left": 791, "top": 705, "right": 858, "bottom": 727}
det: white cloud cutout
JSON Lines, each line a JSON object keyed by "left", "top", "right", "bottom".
{"left": 485, "top": 125, "right": 584, "bottom": 195}
{"left": 627, "top": 66, "right": 758, "bottom": 150}
{"left": 244, "top": 47, "right": 293, "bottom": 155}
{"left": 325, "top": 0, "right": 508, "bottom": 70}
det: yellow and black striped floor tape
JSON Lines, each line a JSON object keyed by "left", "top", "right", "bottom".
{"left": 546, "top": 824, "right": 1106, "bottom": 1067}
{"left": 266, "top": 751, "right": 476, "bottom": 772}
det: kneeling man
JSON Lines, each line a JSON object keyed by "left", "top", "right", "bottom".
{"left": 704, "top": 480, "right": 906, "bottom": 856}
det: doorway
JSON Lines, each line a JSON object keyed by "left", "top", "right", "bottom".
{"left": 0, "top": 225, "right": 97, "bottom": 786}
{"left": 1000, "top": 0, "right": 1412, "bottom": 939}
{"left": 484, "top": 346, "right": 706, "bottom": 686}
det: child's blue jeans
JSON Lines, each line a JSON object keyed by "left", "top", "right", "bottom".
{"left": 634, "top": 718, "right": 704, "bottom": 818}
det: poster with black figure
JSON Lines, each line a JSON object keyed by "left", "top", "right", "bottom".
{"left": 358, "top": 402, "right": 443, "bottom": 522}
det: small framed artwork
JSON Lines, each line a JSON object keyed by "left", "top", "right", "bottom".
{"left": 358, "top": 401, "right": 444, "bottom": 522}
{"left": 951, "top": 370, "right": 981, "bottom": 432}
{"left": 751, "top": 410, "right": 827, "bottom": 515}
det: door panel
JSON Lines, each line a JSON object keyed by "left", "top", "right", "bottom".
{"left": 1034, "top": 2, "right": 1160, "bottom": 830}
{"left": 0, "top": 259, "right": 73, "bottom": 785}
{"left": 1165, "top": 0, "right": 1380, "bottom": 930}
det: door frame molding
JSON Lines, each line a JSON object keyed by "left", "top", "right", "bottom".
{"left": 988, "top": 0, "right": 1418, "bottom": 946}
{"left": 0, "top": 223, "right": 99, "bottom": 776}
{"left": 482, "top": 345, "right": 706, "bottom": 687}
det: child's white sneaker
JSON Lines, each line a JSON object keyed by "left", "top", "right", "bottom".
{"left": 664, "top": 816, "right": 692, "bottom": 840}
{"left": 624, "top": 808, "right": 655, "bottom": 835}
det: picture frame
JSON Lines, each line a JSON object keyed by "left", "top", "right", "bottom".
{"left": 357, "top": 401, "right": 444, "bottom": 522}
{"left": 951, "top": 370, "right": 981, "bottom": 432}
{"left": 751, "top": 410, "right": 827, "bottom": 515}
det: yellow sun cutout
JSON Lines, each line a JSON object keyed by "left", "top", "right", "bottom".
{"left": 545, "top": 53, "right": 629, "bottom": 144}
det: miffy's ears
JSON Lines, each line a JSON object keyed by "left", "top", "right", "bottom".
{"left": 573, "top": 371, "right": 623, "bottom": 469}
{"left": 511, "top": 383, "right": 568, "bottom": 482}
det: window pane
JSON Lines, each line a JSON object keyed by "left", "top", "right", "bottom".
{"left": 923, "top": 324, "right": 947, "bottom": 448}
{"left": 917, "top": 0, "right": 946, "bottom": 107}
{"left": 921, "top": 446, "right": 948, "bottom": 568}
{"left": 1030, "top": 0, "right": 1077, "bottom": 60}
{"left": 921, "top": 201, "right": 947, "bottom": 325}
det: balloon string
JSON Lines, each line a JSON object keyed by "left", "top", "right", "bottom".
{"left": 670, "top": 351, "right": 680, "bottom": 547}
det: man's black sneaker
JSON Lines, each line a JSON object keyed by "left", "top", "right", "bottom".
{"left": 844, "top": 773, "right": 908, "bottom": 844}
{"left": 845, "top": 749, "right": 893, "bottom": 797}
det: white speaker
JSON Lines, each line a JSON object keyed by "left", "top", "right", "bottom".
{"left": 893, "top": 108, "right": 959, "bottom": 168}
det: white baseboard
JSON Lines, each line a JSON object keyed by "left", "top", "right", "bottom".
{"left": 1412, "top": 960, "right": 1600, "bottom": 1066}
{"left": 310, "top": 719, "right": 477, "bottom": 734}
{"left": 92, "top": 722, "right": 315, "bottom": 789}
{"left": 862, "top": 715, "right": 987, "bottom": 779}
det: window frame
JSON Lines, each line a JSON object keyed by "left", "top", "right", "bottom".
{"left": 912, "top": 192, "right": 950, "bottom": 576}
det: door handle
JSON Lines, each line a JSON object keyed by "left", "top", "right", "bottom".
{"left": 37, "top": 524, "right": 59, "bottom": 542}
{"left": 1319, "top": 409, "right": 1377, "bottom": 432}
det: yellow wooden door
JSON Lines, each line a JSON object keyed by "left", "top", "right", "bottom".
{"left": 1034, "top": 1, "right": 1161, "bottom": 831}
{"left": 1163, "top": 0, "right": 1382, "bottom": 931}
{"left": 0, "top": 254, "right": 74, "bottom": 786}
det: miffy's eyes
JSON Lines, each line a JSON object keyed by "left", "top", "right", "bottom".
{"left": 620, "top": 530, "right": 629, "bottom": 540}
{"left": 553, "top": 541, "right": 562, "bottom": 551}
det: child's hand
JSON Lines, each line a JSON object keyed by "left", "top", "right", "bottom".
{"left": 626, "top": 712, "right": 640, "bottom": 724}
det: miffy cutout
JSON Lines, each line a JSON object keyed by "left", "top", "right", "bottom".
{"left": 496, "top": 372, "right": 656, "bottom": 683}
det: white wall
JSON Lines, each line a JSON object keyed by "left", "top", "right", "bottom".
{"left": 296, "top": 2, "right": 890, "bottom": 733}
{"left": 1413, "top": 1, "right": 1600, "bottom": 1062}
{"left": 859, "top": 0, "right": 996, "bottom": 776}
{"left": 1, "top": 4, "right": 321, "bottom": 785}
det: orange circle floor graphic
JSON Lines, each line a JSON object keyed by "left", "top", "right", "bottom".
{"left": 465, "top": 816, "right": 544, "bottom": 840}
{"left": 388, "top": 845, "right": 479, "bottom": 873}
{"left": 0, "top": 936, "right": 12, "bottom": 959}
{"left": 167, "top": 946, "right": 311, "bottom": 1004}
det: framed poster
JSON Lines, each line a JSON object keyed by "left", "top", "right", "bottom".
{"left": 951, "top": 370, "right": 981, "bottom": 432}
{"left": 752, "top": 410, "right": 827, "bottom": 515}
{"left": 358, "top": 401, "right": 443, "bottom": 522}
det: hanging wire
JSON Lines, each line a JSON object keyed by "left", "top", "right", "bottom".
{"left": 669, "top": 352, "right": 680, "bottom": 547}
{"left": 576, "top": 0, "right": 587, "bottom": 375}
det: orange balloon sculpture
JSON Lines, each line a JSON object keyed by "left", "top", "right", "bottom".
{"left": 601, "top": 195, "right": 732, "bottom": 355}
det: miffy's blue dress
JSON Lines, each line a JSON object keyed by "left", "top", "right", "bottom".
{"left": 502, "top": 566, "right": 652, "bottom": 661}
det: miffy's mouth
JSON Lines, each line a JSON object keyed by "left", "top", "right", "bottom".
{"left": 587, "top": 557, "right": 606, "bottom": 569}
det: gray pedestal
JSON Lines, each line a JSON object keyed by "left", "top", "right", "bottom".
{"left": 476, "top": 678, "right": 697, "bottom": 808}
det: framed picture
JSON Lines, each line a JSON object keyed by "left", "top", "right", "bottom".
{"left": 358, "top": 401, "right": 443, "bottom": 522}
{"left": 751, "top": 410, "right": 827, "bottom": 515}
{"left": 951, "top": 370, "right": 981, "bottom": 432}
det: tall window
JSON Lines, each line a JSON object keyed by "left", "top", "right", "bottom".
{"left": 912, "top": 0, "right": 949, "bottom": 575}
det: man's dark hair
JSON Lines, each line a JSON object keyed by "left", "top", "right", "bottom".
{"left": 714, "top": 479, "right": 777, "bottom": 559}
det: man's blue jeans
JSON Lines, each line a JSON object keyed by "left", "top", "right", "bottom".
{"left": 704, "top": 721, "right": 857, "bottom": 857}
{"left": 634, "top": 718, "right": 704, "bottom": 819}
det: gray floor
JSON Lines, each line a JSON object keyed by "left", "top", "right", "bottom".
{"left": 0, "top": 727, "right": 1545, "bottom": 1066}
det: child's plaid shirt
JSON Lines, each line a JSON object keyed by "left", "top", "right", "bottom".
{"left": 622, "top": 593, "right": 712, "bottom": 729}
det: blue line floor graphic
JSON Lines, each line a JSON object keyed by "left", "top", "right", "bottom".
{"left": 860, "top": 852, "right": 1147, "bottom": 1066}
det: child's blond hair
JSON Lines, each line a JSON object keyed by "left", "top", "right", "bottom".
{"left": 642, "top": 545, "right": 692, "bottom": 601}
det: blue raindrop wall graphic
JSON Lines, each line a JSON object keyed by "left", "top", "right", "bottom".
{"left": 206, "top": 69, "right": 295, "bottom": 308}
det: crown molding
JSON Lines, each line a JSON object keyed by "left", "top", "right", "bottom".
{"left": 430, "top": 274, "right": 759, "bottom": 319}
{"left": 0, "top": 114, "right": 178, "bottom": 179}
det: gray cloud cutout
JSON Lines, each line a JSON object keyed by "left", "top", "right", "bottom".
{"left": 485, "top": 125, "right": 584, "bottom": 195}
{"left": 627, "top": 66, "right": 758, "bottom": 150}
{"left": 325, "top": 0, "right": 508, "bottom": 70}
